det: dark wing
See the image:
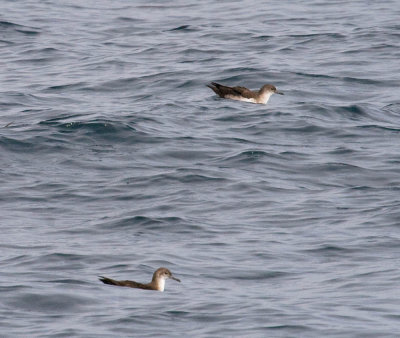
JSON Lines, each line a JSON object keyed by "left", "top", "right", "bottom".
{"left": 207, "top": 82, "right": 255, "bottom": 99}
{"left": 99, "top": 276, "right": 152, "bottom": 289}
{"left": 231, "top": 86, "right": 256, "bottom": 99}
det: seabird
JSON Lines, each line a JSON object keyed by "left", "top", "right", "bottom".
{"left": 99, "top": 267, "right": 181, "bottom": 292}
{"left": 207, "top": 82, "right": 283, "bottom": 104}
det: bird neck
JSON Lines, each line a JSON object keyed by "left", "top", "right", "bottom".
{"left": 151, "top": 277, "right": 166, "bottom": 291}
{"left": 257, "top": 91, "right": 272, "bottom": 104}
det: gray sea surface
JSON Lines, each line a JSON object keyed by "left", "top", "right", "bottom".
{"left": 1, "top": 0, "right": 400, "bottom": 337}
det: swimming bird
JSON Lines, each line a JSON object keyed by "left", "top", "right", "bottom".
{"left": 207, "top": 82, "right": 283, "bottom": 104}
{"left": 99, "top": 267, "right": 180, "bottom": 292}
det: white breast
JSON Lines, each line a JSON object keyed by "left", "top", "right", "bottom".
{"left": 157, "top": 277, "right": 166, "bottom": 292}
{"left": 258, "top": 92, "right": 272, "bottom": 104}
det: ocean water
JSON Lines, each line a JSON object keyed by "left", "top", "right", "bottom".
{"left": 1, "top": 0, "right": 400, "bottom": 336}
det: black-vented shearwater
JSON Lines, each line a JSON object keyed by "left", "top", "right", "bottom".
{"left": 99, "top": 267, "right": 180, "bottom": 292}
{"left": 207, "top": 82, "right": 283, "bottom": 104}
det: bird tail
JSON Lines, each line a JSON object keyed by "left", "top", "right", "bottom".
{"left": 99, "top": 276, "right": 118, "bottom": 285}
{"left": 206, "top": 82, "right": 221, "bottom": 95}
{"left": 206, "top": 83, "right": 215, "bottom": 89}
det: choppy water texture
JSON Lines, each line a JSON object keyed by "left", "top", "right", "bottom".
{"left": 1, "top": 0, "right": 400, "bottom": 337}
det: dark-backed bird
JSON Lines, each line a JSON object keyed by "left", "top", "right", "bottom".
{"left": 99, "top": 267, "right": 180, "bottom": 292}
{"left": 207, "top": 82, "right": 283, "bottom": 104}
